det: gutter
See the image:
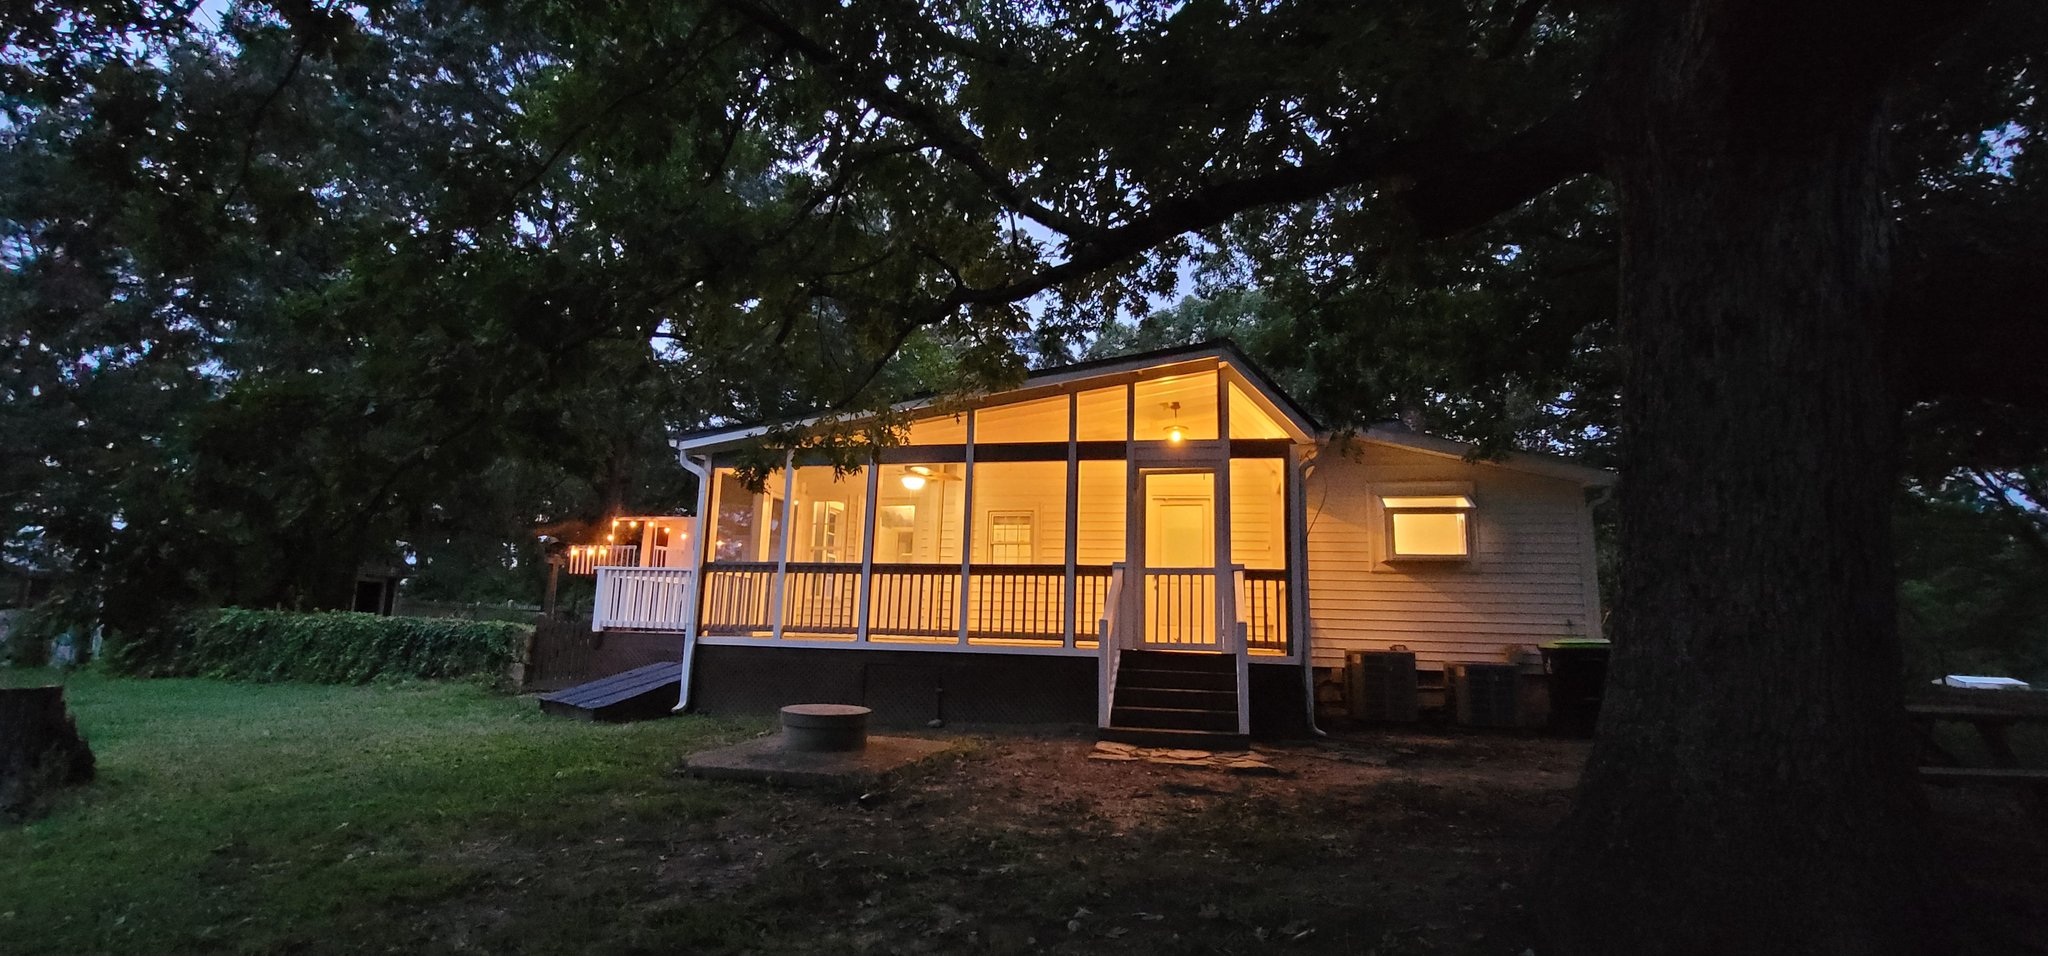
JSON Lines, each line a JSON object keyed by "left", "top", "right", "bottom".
{"left": 1290, "top": 446, "right": 1327, "bottom": 738}
{"left": 673, "top": 453, "right": 712, "bottom": 713}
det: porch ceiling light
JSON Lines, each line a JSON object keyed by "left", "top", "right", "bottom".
{"left": 1162, "top": 401, "right": 1185, "bottom": 443}
{"left": 900, "top": 465, "right": 933, "bottom": 491}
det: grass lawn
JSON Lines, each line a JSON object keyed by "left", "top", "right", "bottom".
{"left": 4, "top": 669, "right": 2042, "bottom": 955}
{"left": 0, "top": 669, "right": 765, "bottom": 955}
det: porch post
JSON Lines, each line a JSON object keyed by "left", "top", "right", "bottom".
{"left": 770, "top": 449, "right": 795, "bottom": 642}
{"left": 855, "top": 454, "right": 879, "bottom": 644}
{"left": 1215, "top": 372, "right": 1246, "bottom": 735}
{"left": 1287, "top": 443, "right": 1317, "bottom": 731}
{"left": 1063, "top": 392, "right": 1079, "bottom": 649}
{"left": 1121, "top": 382, "right": 1141, "bottom": 642}
{"left": 957, "top": 410, "right": 975, "bottom": 646}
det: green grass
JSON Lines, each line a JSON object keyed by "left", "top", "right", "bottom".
{"left": 0, "top": 669, "right": 764, "bottom": 955}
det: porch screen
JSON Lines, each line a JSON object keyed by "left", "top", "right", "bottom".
{"left": 1134, "top": 370, "right": 1218, "bottom": 442}
{"left": 782, "top": 466, "right": 867, "bottom": 639}
{"left": 865, "top": 461, "right": 965, "bottom": 643}
{"left": 701, "top": 469, "right": 785, "bottom": 637}
{"left": 967, "top": 460, "right": 1068, "bottom": 645}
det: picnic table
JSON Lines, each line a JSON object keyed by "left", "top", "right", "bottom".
{"left": 1907, "top": 688, "right": 2048, "bottom": 824}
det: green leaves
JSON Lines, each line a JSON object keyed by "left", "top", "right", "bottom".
{"left": 116, "top": 608, "right": 532, "bottom": 685}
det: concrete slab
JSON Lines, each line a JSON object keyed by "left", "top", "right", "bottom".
{"left": 683, "top": 734, "right": 955, "bottom": 791}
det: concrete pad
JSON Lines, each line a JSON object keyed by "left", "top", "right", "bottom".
{"left": 683, "top": 734, "right": 954, "bottom": 791}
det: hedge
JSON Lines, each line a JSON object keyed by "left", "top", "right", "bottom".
{"left": 121, "top": 609, "right": 532, "bottom": 685}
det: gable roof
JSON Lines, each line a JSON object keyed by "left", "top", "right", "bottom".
{"left": 1347, "top": 423, "right": 1616, "bottom": 488}
{"left": 673, "top": 340, "right": 1616, "bottom": 488}
{"left": 674, "top": 339, "right": 1316, "bottom": 454}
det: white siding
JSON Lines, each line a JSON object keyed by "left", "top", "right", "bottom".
{"left": 1304, "top": 443, "right": 1604, "bottom": 670}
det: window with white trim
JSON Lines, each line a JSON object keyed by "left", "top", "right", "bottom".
{"left": 987, "top": 511, "right": 1035, "bottom": 563}
{"left": 1381, "top": 494, "right": 1475, "bottom": 560}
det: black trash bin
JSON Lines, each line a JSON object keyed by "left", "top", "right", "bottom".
{"left": 1541, "top": 639, "right": 1611, "bottom": 737}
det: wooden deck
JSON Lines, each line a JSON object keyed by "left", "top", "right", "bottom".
{"left": 538, "top": 663, "right": 680, "bottom": 722}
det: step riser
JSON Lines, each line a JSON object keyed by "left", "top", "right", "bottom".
{"left": 1119, "top": 651, "right": 1235, "bottom": 674}
{"left": 1116, "top": 687, "right": 1237, "bottom": 710}
{"left": 1117, "top": 669, "right": 1238, "bottom": 692}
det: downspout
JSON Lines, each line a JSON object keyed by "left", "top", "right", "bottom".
{"left": 1291, "top": 444, "right": 1327, "bottom": 738}
{"left": 674, "top": 451, "right": 712, "bottom": 713}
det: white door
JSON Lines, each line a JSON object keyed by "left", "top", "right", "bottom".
{"left": 1136, "top": 470, "right": 1219, "bottom": 648}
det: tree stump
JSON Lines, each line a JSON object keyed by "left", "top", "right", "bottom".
{"left": 0, "top": 685, "right": 96, "bottom": 819}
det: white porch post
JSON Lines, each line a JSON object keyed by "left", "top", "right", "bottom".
{"left": 855, "top": 455, "right": 879, "bottom": 644}
{"left": 1063, "top": 392, "right": 1079, "bottom": 649}
{"left": 957, "top": 410, "right": 975, "bottom": 646}
{"left": 770, "top": 449, "right": 795, "bottom": 642}
{"left": 1287, "top": 443, "right": 1317, "bottom": 729}
{"left": 1216, "top": 371, "right": 1248, "bottom": 735}
{"left": 1121, "top": 382, "right": 1141, "bottom": 645}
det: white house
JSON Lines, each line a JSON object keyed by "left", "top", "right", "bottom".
{"left": 581, "top": 342, "right": 1611, "bottom": 744}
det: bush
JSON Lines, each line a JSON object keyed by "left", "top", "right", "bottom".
{"left": 108, "top": 609, "right": 532, "bottom": 685}
{"left": 1, "top": 606, "right": 59, "bottom": 668}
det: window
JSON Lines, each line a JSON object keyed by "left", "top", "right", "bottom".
{"left": 879, "top": 505, "right": 917, "bottom": 561}
{"left": 987, "top": 511, "right": 1035, "bottom": 563}
{"left": 808, "top": 501, "right": 845, "bottom": 562}
{"left": 1382, "top": 494, "right": 1475, "bottom": 560}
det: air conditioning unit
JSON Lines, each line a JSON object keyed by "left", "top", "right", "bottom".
{"left": 1449, "top": 663, "right": 1523, "bottom": 728}
{"left": 1346, "top": 649, "right": 1419, "bottom": 722}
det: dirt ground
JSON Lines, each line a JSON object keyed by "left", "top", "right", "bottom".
{"left": 629, "top": 727, "right": 2047, "bottom": 955}
{"left": 645, "top": 729, "right": 1592, "bottom": 954}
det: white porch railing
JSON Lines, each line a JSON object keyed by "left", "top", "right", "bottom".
{"left": 569, "top": 544, "right": 640, "bottom": 575}
{"left": 592, "top": 567, "right": 693, "bottom": 632}
{"left": 1097, "top": 564, "right": 1129, "bottom": 729}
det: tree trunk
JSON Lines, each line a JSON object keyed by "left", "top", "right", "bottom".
{"left": 0, "top": 685, "right": 96, "bottom": 819}
{"left": 1541, "top": 6, "right": 1944, "bottom": 954}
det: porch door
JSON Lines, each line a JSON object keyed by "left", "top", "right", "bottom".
{"left": 1134, "top": 469, "right": 1221, "bottom": 649}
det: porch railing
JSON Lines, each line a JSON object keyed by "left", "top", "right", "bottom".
{"left": 1141, "top": 567, "right": 1220, "bottom": 648}
{"left": 1097, "top": 564, "right": 1128, "bottom": 728}
{"left": 697, "top": 561, "right": 1115, "bottom": 644}
{"left": 700, "top": 561, "right": 776, "bottom": 635}
{"left": 569, "top": 544, "right": 640, "bottom": 575}
{"left": 1240, "top": 568, "right": 1289, "bottom": 654}
{"left": 591, "top": 566, "right": 693, "bottom": 631}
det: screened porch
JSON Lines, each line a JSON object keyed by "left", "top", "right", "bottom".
{"left": 659, "top": 356, "right": 1306, "bottom": 657}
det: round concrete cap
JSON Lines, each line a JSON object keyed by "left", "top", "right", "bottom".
{"left": 780, "top": 704, "right": 872, "bottom": 720}
{"left": 779, "top": 704, "right": 871, "bottom": 752}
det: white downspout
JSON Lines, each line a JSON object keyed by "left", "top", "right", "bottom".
{"left": 1292, "top": 445, "right": 1327, "bottom": 738}
{"left": 674, "top": 451, "right": 712, "bottom": 712}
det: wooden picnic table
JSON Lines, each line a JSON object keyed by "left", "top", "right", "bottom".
{"left": 1906, "top": 690, "right": 2048, "bottom": 824}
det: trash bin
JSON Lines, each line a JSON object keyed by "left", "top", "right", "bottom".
{"left": 1540, "top": 639, "right": 1611, "bottom": 737}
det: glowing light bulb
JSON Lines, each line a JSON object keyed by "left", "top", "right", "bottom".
{"left": 900, "top": 473, "right": 927, "bottom": 491}
{"left": 1167, "top": 425, "right": 1185, "bottom": 443}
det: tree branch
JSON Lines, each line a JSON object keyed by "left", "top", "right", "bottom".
{"left": 721, "top": 0, "right": 1103, "bottom": 241}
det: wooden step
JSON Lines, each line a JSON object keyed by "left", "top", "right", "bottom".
{"left": 1111, "top": 705, "right": 1239, "bottom": 733}
{"left": 1116, "top": 667, "right": 1238, "bottom": 692}
{"left": 1114, "top": 686, "right": 1238, "bottom": 711}
{"left": 1119, "top": 649, "right": 1234, "bottom": 673}
{"left": 1099, "top": 726, "right": 1251, "bottom": 750}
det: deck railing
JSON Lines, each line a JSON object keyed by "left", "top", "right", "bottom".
{"left": 569, "top": 544, "right": 640, "bottom": 575}
{"left": 592, "top": 567, "right": 693, "bottom": 631}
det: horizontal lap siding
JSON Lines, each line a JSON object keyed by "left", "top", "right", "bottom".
{"left": 1305, "top": 447, "right": 1603, "bottom": 670}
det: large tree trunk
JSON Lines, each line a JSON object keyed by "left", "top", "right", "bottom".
{"left": 0, "top": 685, "right": 96, "bottom": 819}
{"left": 1541, "top": 6, "right": 1945, "bottom": 954}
